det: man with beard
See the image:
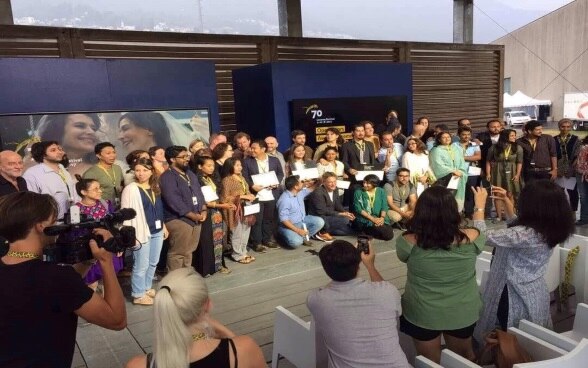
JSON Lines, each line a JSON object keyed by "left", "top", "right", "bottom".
{"left": 23, "top": 141, "right": 79, "bottom": 220}
{"left": 517, "top": 120, "right": 557, "bottom": 183}
{"left": 159, "top": 146, "right": 206, "bottom": 271}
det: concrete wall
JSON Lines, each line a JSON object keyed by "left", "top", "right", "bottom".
{"left": 492, "top": 0, "right": 588, "bottom": 120}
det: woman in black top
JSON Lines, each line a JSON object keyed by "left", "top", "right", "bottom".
{"left": 125, "top": 268, "right": 266, "bottom": 368}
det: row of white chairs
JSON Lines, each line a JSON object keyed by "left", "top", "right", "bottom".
{"left": 272, "top": 304, "right": 588, "bottom": 367}
{"left": 414, "top": 304, "right": 588, "bottom": 368}
{"left": 271, "top": 234, "right": 588, "bottom": 367}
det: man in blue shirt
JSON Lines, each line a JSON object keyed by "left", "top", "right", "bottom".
{"left": 159, "top": 146, "right": 206, "bottom": 271}
{"left": 276, "top": 175, "right": 324, "bottom": 248}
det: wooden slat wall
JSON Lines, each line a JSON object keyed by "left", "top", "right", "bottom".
{"left": 0, "top": 25, "right": 503, "bottom": 135}
{"left": 410, "top": 46, "right": 503, "bottom": 132}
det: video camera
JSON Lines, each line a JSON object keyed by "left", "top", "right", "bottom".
{"left": 43, "top": 208, "right": 137, "bottom": 264}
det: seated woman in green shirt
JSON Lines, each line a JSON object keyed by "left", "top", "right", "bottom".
{"left": 396, "top": 185, "right": 487, "bottom": 363}
{"left": 352, "top": 174, "right": 395, "bottom": 240}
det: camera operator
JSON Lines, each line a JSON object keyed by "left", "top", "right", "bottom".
{"left": 0, "top": 192, "right": 126, "bottom": 368}
{"left": 307, "top": 240, "right": 409, "bottom": 368}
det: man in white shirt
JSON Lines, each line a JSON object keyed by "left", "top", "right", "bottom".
{"left": 378, "top": 131, "right": 404, "bottom": 183}
{"left": 307, "top": 240, "right": 410, "bottom": 368}
{"left": 23, "top": 141, "right": 79, "bottom": 220}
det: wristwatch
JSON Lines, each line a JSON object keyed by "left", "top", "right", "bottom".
{"left": 473, "top": 207, "right": 484, "bottom": 212}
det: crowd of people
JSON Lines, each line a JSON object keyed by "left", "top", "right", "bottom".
{"left": 0, "top": 111, "right": 583, "bottom": 367}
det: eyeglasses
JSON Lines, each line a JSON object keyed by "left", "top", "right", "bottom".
{"left": 175, "top": 155, "right": 191, "bottom": 160}
{"left": 88, "top": 187, "right": 103, "bottom": 192}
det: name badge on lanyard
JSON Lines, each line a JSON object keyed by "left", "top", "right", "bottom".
{"left": 155, "top": 220, "right": 162, "bottom": 230}
{"left": 192, "top": 196, "right": 198, "bottom": 206}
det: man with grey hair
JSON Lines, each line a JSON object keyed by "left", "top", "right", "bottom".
{"left": 264, "top": 136, "right": 286, "bottom": 184}
{"left": 0, "top": 150, "right": 28, "bottom": 198}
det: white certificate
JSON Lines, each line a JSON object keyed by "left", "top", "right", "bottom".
{"left": 556, "top": 177, "right": 577, "bottom": 190}
{"left": 468, "top": 166, "right": 482, "bottom": 176}
{"left": 243, "top": 203, "right": 260, "bottom": 216}
{"left": 251, "top": 171, "right": 279, "bottom": 187}
{"left": 200, "top": 185, "right": 219, "bottom": 202}
{"left": 416, "top": 182, "right": 426, "bottom": 197}
{"left": 336, "top": 180, "right": 351, "bottom": 189}
{"left": 256, "top": 188, "right": 274, "bottom": 201}
{"left": 355, "top": 170, "right": 384, "bottom": 181}
{"left": 292, "top": 167, "right": 320, "bottom": 181}
{"left": 447, "top": 175, "right": 461, "bottom": 190}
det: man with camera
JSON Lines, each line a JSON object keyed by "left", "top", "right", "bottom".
{"left": 0, "top": 192, "right": 126, "bottom": 368}
{"left": 307, "top": 239, "right": 409, "bottom": 368}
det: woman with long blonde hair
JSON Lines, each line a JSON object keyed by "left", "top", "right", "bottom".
{"left": 125, "top": 268, "right": 266, "bottom": 368}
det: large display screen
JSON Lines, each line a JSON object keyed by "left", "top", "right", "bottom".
{"left": 290, "top": 96, "right": 408, "bottom": 149}
{"left": 0, "top": 109, "right": 210, "bottom": 177}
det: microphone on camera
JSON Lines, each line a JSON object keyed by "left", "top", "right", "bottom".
{"left": 104, "top": 208, "right": 136, "bottom": 223}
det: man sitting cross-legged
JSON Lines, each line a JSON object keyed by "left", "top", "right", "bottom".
{"left": 307, "top": 172, "right": 355, "bottom": 238}
{"left": 385, "top": 167, "right": 417, "bottom": 230}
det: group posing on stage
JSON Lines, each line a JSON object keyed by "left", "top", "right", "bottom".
{"left": 0, "top": 112, "right": 580, "bottom": 367}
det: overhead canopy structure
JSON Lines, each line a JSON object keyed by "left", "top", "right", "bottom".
{"left": 503, "top": 90, "right": 551, "bottom": 108}
{"left": 504, "top": 90, "right": 551, "bottom": 119}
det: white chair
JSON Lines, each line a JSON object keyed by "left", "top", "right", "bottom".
{"left": 518, "top": 320, "right": 579, "bottom": 352}
{"left": 514, "top": 338, "right": 588, "bottom": 367}
{"left": 545, "top": 245, "right": 561, "bottom": 293}
{"left": 414, "top": 355, "right": 444, "bottom": 368}
{"left": 476, "top": 252, "right": 492, "bottom": 291}
{"left": 561, "top": 303, "right": 588, "bottom": 342}
{"left": 439, "top": 349, "right": 482, "bottom": 367}
{"left": 507, "top": 327, "right": 567, "bottom": 361}
{"left": 272, "top": 306, "right": 316, "bottom": 368}
{"left": 478, "top": 251, "right": 493, "bottom": 261}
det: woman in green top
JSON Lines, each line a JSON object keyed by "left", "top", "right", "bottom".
{"left": 352, "top": 174, "right": 395, "bottom": 240}
{"left": 430, "top": 132, "right": 467, "bottom": 212}
{"left": 397, "top": 185, "right": 487, "bottom": 363}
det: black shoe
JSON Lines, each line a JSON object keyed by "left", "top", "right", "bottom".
{"left": 302, "top": 240, "right": 314, "bottom": 247}
{"left": 251, "top": 244, "right": 267, "bottom": 253}
{"left": 263, "top": 241, "right": 279, "bottom": 249}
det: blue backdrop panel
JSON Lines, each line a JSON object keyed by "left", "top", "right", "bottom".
{"left": 232, "top": 61, "right": 412, "bottom": 147}
{"left": 0, "top": 58, "right": 220, "bottom": 132}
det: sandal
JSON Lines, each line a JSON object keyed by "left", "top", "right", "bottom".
{"left": 133, "top": 295, "right": 154, "bottom": 306}
{"left": 245, "top": 255, "right": 256, "bottom": 262}
{"left": 235, "top": 257, "right": 253, "bottom": 264}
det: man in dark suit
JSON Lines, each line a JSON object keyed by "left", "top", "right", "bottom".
{"left": 339, "top": 123, "right": 376, "bottom": 205}
{"left": 308, "top": 172, "right": 356, "bottom": 237}
{"left": 243, "top": 139, "right": 285, "bottom": 251}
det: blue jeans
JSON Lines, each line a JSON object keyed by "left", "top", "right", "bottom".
{"left": 577, "top": 174, "right": 588, "bottom": 222}
{"left": 131, "top": 230, "right": 164, "bottom": 298}
{"left": 278, "top": 215, "right": 325, "bottom": 248}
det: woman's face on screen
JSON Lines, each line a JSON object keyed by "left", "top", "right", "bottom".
{"left": 62, "top": 114, "right": 98, "bottom": 156}
{"left": 118, "top": 118, "right": 157, "bottom": 152}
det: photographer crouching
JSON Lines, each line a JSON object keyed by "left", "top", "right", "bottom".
{"left": 0, "top": 192, "right": 127, "bottom": 367}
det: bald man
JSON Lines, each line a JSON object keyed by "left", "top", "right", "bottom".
{"left": 264, "top": 136, "right": 286, "bottom": 183}
{"left": 0, "top": 150, "right": 28, "bottom": 197}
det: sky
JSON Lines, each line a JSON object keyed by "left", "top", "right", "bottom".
{"left": 10, "top": 0, "right": 576, "bottom": 44}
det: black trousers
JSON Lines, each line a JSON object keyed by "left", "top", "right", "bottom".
{"left": 249, "top": 200, "right": 276, "bottom": 245}
{"left": 523, "top": 169, "right": 550, "bottom": 184}
{"left": 362, "top": 224, "right": 395, "bottom": 241}
{"left": 464, "top": 175, "right": 480, "bottom": 217}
